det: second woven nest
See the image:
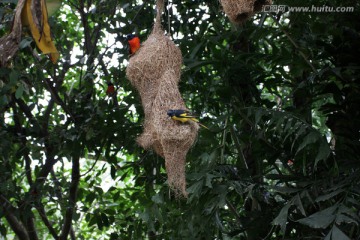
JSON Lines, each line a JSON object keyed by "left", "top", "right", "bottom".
{"left": 220, "top": 0, "right": 273, "bottom": 24}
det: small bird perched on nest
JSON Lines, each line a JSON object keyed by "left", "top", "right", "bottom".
{"left": 126, "top": 34, "right": 141, "bottom": 55}
{"left": 167, "top": 109, "right": 209, "bottom": 129}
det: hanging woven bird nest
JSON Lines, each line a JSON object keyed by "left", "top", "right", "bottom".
{"left": 125, "top": 27, "right": 182, "bottom": 115}
{"left": 125, "top": 0, "right": 198, "bottom": 197}
{"left": 220, "top": 0, "right": 272, "bottom": 25}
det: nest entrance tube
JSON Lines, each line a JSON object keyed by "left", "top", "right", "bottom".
{"left": 126, "top": 0, "right": 198, "bottom": 197}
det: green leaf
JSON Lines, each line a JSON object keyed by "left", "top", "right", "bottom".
{"left": 315, "top": 189, "right": 344, "bottom": 202}
{"left": 336, "top": 205, "right": 360, "bottom": 224}
{"left": 272, "top": 203, "right": 291, "bottom": 233}
{"left": 110, "top": 165, "right": 116, "bottom": 179}
{"left": 110, "top": 233, "right": 119, "bottom": 240}
{"left": 85, "top": 192, "right": 97, "bottom": 204}
{"left": 151, "top": 194, "right": 163, "bottom": 204}
{"left": 295, "top": 131, "right": 319, "bottom": 155}
{"left": 293, "top": 194, "right": 306, "bottom": 216}
{"left": 19, "top": 37, "right": 33, "bottom": 49}
{"left": 86, "top": 128, "right": 95, "bottom": 140}
{"left": 315, "top": 140, "right": 331, "bottom": 166}
{"left": 335, "top": 213, "right": 359, "bottom": 225}
{"left": 120, "top": 170, "right": 128, "bottom": 181}
{"left": 324, "top": 229, "right": 331, "bottom": 240}
{"left": 254, "top": 109, "right": 264, "bottom": 126}
{"left": 9, "top": 70, "right": 19, "bottom": 84}
{"left": 101, "top": 213, "right": 110, "bottom": 227}
{"left": 331, "top": 225, "right": 351, "bottom": 240}
{"left": 271, "top": 186, "right": 301, "bottom": 194}
{"left": 297, "top": 205, "right": 338, "bottom": 229}
{"left": 0, "top": 223, "right": 7, "bottom": 237}
{"left": 96, "top": 214, "right": 104, "bottom": 230}
{"left": 283, "top": 120, "right": 300, "bottom": 143}
{"left": 266, "top": 174, "right": 297, "bottom": 181}
{"left": 187, "top": 180, "right": 203, "bottom": 200}
{"left": 205, "top": 173, "right": 215, "bottom": 188}
{"left": 189, "top": 42, "right": 203, "bottom": 59}
{"left": 15, "top": 85, "right": 24, "bottom": 99}
{"left": 208, "top": 149, "right": 218, "bottom": 165}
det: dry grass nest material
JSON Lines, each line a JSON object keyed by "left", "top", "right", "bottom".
{"left": 126, "top": 27, "right": 198, "bottom": 197}
{"left": 220, "top": 0, "right": 273, "bottom": 24}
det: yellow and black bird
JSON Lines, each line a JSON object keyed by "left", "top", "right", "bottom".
{"left": 167, "top": 109, "right": 209, "bottom": 129}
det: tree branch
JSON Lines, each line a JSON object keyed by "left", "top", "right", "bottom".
{"left": 270, "top": 15, "right": 317, "bottom": 73}
{"left": 10, "top": 85, "right": 54, "bottom": 240}
{"left": 15, "top": 98, "right": 35, "bottom": 121}
{"left": 24, "top": 154, "right": 33, "bottom": 185}
{"left": 50, "top": 170, "right": 77, "bottom": 239}
{"left": 35, "top": 204, "right": 59, "bottom": 239}
{"left": 11, "top": 98, "right": 34, "bottom": 186}
{"left": 59, "top": 154, "right": 80, "bottom": 240}
{"left": 0, "top": 194, "right": 30, "bottom": 240}
{"left": 225, "top": 199, "right": 243, "bottom": 226}
{"left": 23, "top": 213, "right": 39, "bottom": 240}
{"left": 15, "top": 80, "right": 61, "bottom": 240}
{"left": 44, "top": 78, "right": 76, "bottom": 122}
{"left": 78, "top": 0, "right": 91, "bottom": 54}
{"left": 42, "top": 98, "right": 55, "bottom": 130}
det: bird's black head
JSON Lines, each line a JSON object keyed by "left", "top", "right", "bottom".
{"left": 167, "top": 110, "right": 175, "bottom": 117}
{"left": 126, "top": 34, "right": 136, "bottom": 40}
{"left": 107, "top": 82, "right": 113, "bottom": 86}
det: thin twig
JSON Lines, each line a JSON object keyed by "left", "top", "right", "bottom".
{"left": 167, "top": 0, "right": 171, "bottom": 35}
{"left": 130, "top": 2, "right": 146, "bottom": 25}
{"left": 220, "top": 117, "right": 228, "bottom": 164}
{"left": 80, "top": 139, "right": 107, "bottom": 177}
{"left": 44, "top": 78, "right": 76, "bottom": 122}
{"left": 225, "top": 199, "right": 243, "bottom": 226}
{"left": 230, "top": 126, "right": 248, "bottom": 169}
{"left": 270, "top": 14, "right": 317, "bottom": 73}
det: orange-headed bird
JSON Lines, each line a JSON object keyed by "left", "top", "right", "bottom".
{"left": 126, "top": 34, "right": 141, "bottom": 55}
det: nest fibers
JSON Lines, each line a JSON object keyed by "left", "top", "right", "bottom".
{"left": 220, "top": 0, "right": 272, "bottom": 24}
{"left": 126, "top": 0, "right": 198, "bottom": 197}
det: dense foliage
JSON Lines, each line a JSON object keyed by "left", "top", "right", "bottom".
{"left": 1, "top": 0, "right": 359, "bottom": 239}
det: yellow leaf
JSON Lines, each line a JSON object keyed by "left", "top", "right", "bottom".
{"left": 21, "top": 0, "right": 61, "bottom": 25}
{"left": 21, "top": 0, "right": 59, "bottom": 63}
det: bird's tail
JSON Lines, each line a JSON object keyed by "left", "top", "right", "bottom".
{"left": 198, "top": 122, "right": 209, "bottom": 130}
{"left": 112, "top": 95, "right": 119, "bottom": 106}
{"left": 189, "top": 118, "right": 209, "bottom": 130}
